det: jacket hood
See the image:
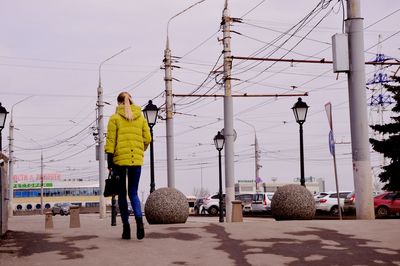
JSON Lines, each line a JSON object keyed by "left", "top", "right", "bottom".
{"left": 116, "top": 104, "right": 142, "bottom": 120}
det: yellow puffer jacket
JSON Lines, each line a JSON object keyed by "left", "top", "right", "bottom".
{"left": 105, "top": 104, "right": 151, "bottom": 166}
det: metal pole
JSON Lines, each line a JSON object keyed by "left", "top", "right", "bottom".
{"left": 326, "top": 103, "right": 343, "bottom": 220}
{"left": 218, "top": 149, "right": 224, "bottom": 223}
{"left": 164, "top": 41, "right": 175, "bottom": 188}
{"left": 222, "top": 0, "right": 235, "bottom": 222}
{"left": 40, "top": 150, "right": 44, "bottom": 215}
{"left": 332, "top": 152, "right": 342, "bottom": 220}
{"left": 346, "top": 0, "right": 374, "bottom": 219}
{"left": 149, "top": 127, "right": 155, "bottom": 193}
{"left": 0, "top": 132, "right": 2, "bottom": 234}
{"left": 299, "top": 123, "right": 305, "bottom": 187}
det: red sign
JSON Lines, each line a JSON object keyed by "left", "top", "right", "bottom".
{"left": 13, "top": 173, "right": 61, "bottom": 182}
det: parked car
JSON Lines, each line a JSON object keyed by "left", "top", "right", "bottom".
{"left": 52, "top": 202, "right": 71, "bottom": 216}
{"left": 194, "top": 197, "right": 206, "bottom": 215}
{"left": 314, "top": 191, "right": 352, "bottom": 215}
{"left": 344, "top": 191, "right": 382, "bottom": 214}
{"left": 202, "top": 194, "right": 225, "bottom": 215}
{"left": 251, "top": 192, "right": 274, "bottom": 213}
{"left": 374, "top": 192, "right": 400, "bottom": 218}
{"left": 235, "top": 193, "right": 254, "bottom": 212}
{"left": 203, "top": 193, "right": 258, "bottom": 215}
{"left": 343, "top": 191, "right": 357, "bottom": 214}
{"left": 314, "top": 192, "right": 328, "bottom": 199}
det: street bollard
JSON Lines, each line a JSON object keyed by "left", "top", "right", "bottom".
{"left": 69, "top": 205, "right": 80, "bottom": 228}
{"left": 231, "top": 200, "right": 243, "bottom": 222}
{"left": 45, "top": 212, "right": 54, "bottom": 229}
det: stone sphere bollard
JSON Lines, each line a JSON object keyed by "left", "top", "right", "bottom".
{"left": 144, "top": 187, "right": 189, "bottom": 224}
{"left": 271, "top": 184, "right": 315, "bottom": 220}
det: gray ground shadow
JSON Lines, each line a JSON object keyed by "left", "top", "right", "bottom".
{"left": 204, "top": 225, "right": 400, "bottom": 266}
{"left": 147, "top": 226, "right": 202, "bottom": 265}
{"left": 0, "top": 230, "right": 99, "bottom": 260}
{"left": 147, "top": 226, "right": 202, "bottom": 241}
{"left": 122, "top": 224, "right": 400, "bottom": 265}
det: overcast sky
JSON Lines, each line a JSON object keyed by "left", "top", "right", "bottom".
{"left": 1, "top": 0, "right": 399, "bottom": 198}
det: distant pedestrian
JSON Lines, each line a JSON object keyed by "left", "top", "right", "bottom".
{"left": 105, "top": 92, "right": 151, "bottom": 240}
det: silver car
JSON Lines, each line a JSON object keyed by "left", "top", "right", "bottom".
{"left": 52, "top": 202, "right": 71, "bottom": 216}
{"left": 251, "top": 192, "right": 274, "bottom": 213}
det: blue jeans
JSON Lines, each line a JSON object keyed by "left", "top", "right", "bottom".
{"left": 114, "top": 165, "right": 142, "bottom": 224}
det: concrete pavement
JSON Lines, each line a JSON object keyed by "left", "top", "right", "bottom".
{"left": 1, "top": 214, "right": 399, "bottom": 266}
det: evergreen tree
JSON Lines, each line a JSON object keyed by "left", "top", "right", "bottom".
{"left": 369, "top": 76, "right": 400, "bottom": 191}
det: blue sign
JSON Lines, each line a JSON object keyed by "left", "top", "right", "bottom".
{"left": 329, "top": 130, "right": 335, "bottom": 156}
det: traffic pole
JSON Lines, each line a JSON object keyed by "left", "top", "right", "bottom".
{"left": 222, "top": 0, "right": 235, "bottom": 222}
{"left": 346, "top": 0, "right": 374, "bottom": 219}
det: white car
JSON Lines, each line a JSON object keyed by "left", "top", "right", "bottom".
{"left": 251, "top": 192, "right": 274, "bottom": 213}
{"left": 202, "top": 193, "right": 254, "bottom": 215}
{"left": 315, "top": 191, "right": 352, "bottom": 215}
{"left": 202, "top": 194, "right": 225, "bottom": 215}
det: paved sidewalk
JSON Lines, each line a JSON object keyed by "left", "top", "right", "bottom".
{"left": 1, "top": 214, "right": 399, "bottom": 266}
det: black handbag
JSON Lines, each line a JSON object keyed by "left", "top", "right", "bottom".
{"left": 103, "top": 170, "right": 120, "bottom": 197}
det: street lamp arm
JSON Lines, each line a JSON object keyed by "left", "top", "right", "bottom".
{"left": 236, "top": 118, "right": 256, "bottom": 136}
{"left": 166, "top": 0, "right": 206, "bottom": 48}
{"left": 11, "top": 96, "right": 34, "bottom": 122}
{"left": 98, "top": 46, "right": 131, "bottom": 85}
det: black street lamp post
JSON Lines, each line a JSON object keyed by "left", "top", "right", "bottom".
{"left": 0, "top": 103, "right": 9, "bottom": 211}
{"left": 0, "top": 103, "right": 9, "bottom": 151}
{"left": 143, "top": 100, "right": 159, "bottom": 194}
{"left": 292, "top": 97, "right": 309, "bottom": 187}
{"left": 214, "top": 131, "right": 225, "bottom": 223}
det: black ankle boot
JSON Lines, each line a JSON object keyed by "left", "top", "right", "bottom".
{"left": 135, "top": 217, "right": 145, "bottom": 240}
{"left": 122, "top": 223, "right": 131, "bottom": 240}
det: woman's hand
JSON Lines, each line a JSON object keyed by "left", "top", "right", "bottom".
{"left": 107, "top": 153, "right": 114, "bottom": 171}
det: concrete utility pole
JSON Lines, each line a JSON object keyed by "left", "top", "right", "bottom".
{"left": 8, "top": 96, "right": 33, "bottom": 217}
{"left": 97, "top": 68, "right": 107, "bottom": 219}
{"left": 40, "top": 150, "right": 44, "bottom": 215}
{"left": 346, "top": 0, "right": 375, "bottom": 219}
{"left": 97, "top": 47, "right": 130, "bottom": 219}
{"left": 222, "top": 0, "right": 235, "bottom": 222}
{"left": 164, "top": 0, "right": 205, "bottom": 188}
{"left": 254, "top": 133, "right": 261, "bottom": 191}
{"left": 8, "top": 115, "right": 13, "bottom": 217}
{"left": 164, "top": 39, "right": 175, "bottom": 188}
{"left": 236, "top": 119, "right": 261, "bottom": 192}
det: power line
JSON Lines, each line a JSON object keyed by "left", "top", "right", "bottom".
{"left": 231, "top": 56, "right": 400, "bottom": 65}
{"left": 173, "top": 92, "right": 307, "bottom": 98}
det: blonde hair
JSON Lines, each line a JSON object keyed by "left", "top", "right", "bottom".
{"left": 117, "top": 92, "right": 133, "bottom": 120}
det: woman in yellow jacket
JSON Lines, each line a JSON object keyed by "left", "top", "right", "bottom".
{"left": 105, "top": 92, "right": 151, "bottom": 240}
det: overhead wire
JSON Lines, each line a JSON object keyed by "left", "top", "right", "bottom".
{"left": 170, "top": 0, "right": 399, "bottom": 165}
{"left": 231, "top": 0, "right": 333, "bottom": 76}
{"left": 167, "top": 0, "right": 279, "bottom": 112}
